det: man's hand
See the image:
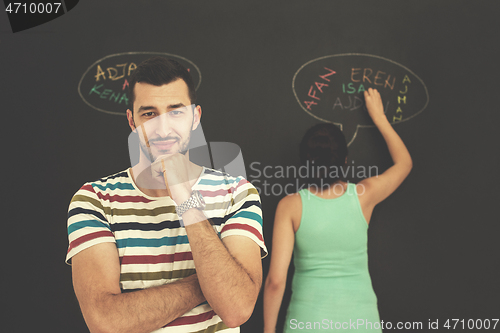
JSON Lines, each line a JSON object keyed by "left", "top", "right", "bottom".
{"left": 151, "top": 153, "right": 193, "bottom": 204}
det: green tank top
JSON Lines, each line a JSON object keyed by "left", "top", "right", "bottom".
{"left": 284, "top": 183, "right": 382, "bottom": 332}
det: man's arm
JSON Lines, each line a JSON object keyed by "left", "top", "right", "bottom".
{"left": 182, "top": 208, "right": 263, "bottom": 328}
{"left": 72, "top": 242, "right": 205, "bottom": 333}
{"left": 158, "top": 153, "right": 263, "bottom": 327}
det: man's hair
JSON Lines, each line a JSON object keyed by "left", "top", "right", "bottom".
{"left": 128, "top": 57, "right": 196, "bottom": 110}
{"left": 299, "top": 123, "right": 348, "bottom": 187}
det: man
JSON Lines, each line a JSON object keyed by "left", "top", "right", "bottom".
{"left": 66, "top": 57, "right": 267, "bottom": 333}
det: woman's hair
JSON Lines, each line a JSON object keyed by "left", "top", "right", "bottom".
{"left": 299, "top": 123, "right": 348, "bottom": 188}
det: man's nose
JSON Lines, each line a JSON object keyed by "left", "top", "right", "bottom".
{"left": 154, "top": 113, "right": 171, "bottom": 137}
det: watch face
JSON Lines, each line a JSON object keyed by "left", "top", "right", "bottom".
{"left": 194, "top": 190, "right": 206, "bottom": 207}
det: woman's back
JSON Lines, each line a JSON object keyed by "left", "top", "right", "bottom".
{"left": 264, "top": 89, "right": 412, "bottom": 333}
{"left": 285, "top": 184, "right": 381, "bottom": 332}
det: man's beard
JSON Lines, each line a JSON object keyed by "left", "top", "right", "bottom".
{"left": 139, "top": 134, "right": 191, "bottom": 164}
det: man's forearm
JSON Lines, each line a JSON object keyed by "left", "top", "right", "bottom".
{"left": 83, "top": 274, "right": 205, "bottom": 333}
{"left": 183, "top": 209, "right": 259, "bottom": 327}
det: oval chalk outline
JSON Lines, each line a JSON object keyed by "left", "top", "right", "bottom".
{"left": 78, "top": 52, "right": 202, "bottom": 116}
{"left": 292, "top": 53, "right": 429, "bottom": 145}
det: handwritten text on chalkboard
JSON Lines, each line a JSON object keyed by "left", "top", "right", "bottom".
{"left": 78, "top": 52, "right": 201, "bottom": 116}
{"left": 293, "top": 54, "right": 429, "bottom": 145}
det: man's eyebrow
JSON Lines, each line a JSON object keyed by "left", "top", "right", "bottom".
{"left": 137, "top": 103, "right": 187, "bottom": 113}
{"left": 167, "top": 103, "right": 186, "bottom": 110}
{"left": 137, "top": 106, "right": 157, "bottom": 112}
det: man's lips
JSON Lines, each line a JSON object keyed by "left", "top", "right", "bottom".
{"left": 151, "top": 140, "right": 177, "bottom": 150}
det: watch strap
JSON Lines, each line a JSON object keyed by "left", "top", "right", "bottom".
{"left": 176, "top": 190, "right": 205, "bottom": 217}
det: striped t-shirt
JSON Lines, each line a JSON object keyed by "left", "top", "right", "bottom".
{"left": 66, "top": 167, "right": 267, "bottom": 333}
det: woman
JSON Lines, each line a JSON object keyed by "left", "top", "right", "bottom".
{"left": 263, "top": 88, "right": 412, "bottom": 332}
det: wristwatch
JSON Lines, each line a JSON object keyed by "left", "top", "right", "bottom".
{"left": 176, "top": 190, "right": 206, "bottom": 217}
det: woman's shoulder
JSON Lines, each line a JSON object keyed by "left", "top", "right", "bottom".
{"left": 277, "top": 192, "right": 303, "bottom": 232}
{"left": 277, "top": 191, "right": 303, "bottom": 212}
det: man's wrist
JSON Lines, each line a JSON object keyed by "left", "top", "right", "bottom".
{"left": 169, "top": 185, "right": 192, "bottom": 205}
{"left": 181, "top": 208, "right": 208, "bottom": 227}
{"left": 176, "top": 190, "right": 205, "bottom": 215}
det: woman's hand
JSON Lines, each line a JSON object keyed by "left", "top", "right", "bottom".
{"left": 358, "top": 88, "right": 412, "bottom": 216}
{"left": 364, "top": 88, "right": 387, "bottom": 124}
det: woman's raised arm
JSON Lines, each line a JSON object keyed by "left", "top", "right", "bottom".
{"left": 358, "top": 88, "right": 413, "bottom": 217}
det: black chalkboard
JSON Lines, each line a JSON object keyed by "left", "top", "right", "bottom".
{"left": 2, "top": 1, "right": 499, "bottom": 332}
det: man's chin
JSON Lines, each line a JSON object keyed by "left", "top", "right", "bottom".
{"left": 152, "top": 151, "right": 175, "bottom": 162}
{"left": 143, "top": 144, "right": 188, "bottom": 163}
{"left": 152, "top": 149, "right": 189, "bottom": 161}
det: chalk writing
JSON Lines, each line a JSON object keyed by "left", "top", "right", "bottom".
{"left": 292, "top": 53, "right": 429, "bottom": 145}
{"left": 350, "top": 68, "right": 395, "bottom": 89}
{"left": 89, "top": 84, "right": 129, "bottom": 105}
{"left": 78, "top": 52, "right": 202, "bottom": 116}
{"left": 303, "top": 67, "right": 336, "bottom": 110}
{"left": 393, "top": 75, "right": 412, "bottom": 122}
{"left": 94, "top": 63, "right": 137, "bottom": 82}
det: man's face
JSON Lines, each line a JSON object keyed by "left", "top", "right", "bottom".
{"left": 126, "top": 79, "right": 201, "bottom": 163}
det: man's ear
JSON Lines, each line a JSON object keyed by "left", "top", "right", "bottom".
{"left": 127, "top": 109, "right": 136, "bottom": 131}
{"left": 192, "top": 105, "right": 202, "bottom": 131}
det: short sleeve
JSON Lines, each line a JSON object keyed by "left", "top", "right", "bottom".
{"left": 220, "top": 177, "right": 268, "bottom": 258}
{"left": 65, "top": 183, "right": 116, "bottom": 264}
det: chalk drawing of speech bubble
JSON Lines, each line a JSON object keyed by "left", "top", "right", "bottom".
{"left": 78, "top": 52, "right": 201, "bottom": 116}
{"left": 292, "top": 53, "right": 429, "bottom": 145}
